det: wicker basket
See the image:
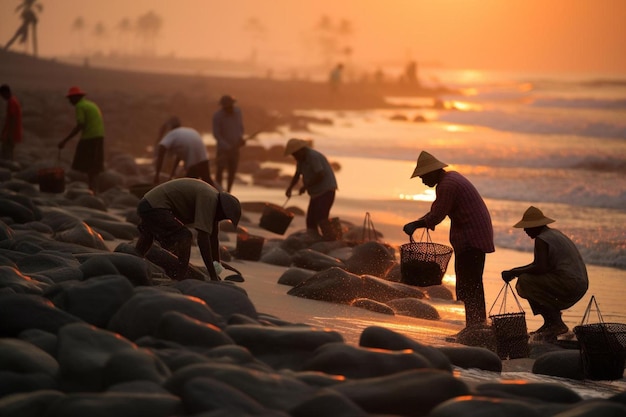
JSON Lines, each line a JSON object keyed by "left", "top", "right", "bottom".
{"left": 320, "top": 217, "right": 343, "bottom": 241}
{"left": 489, "top": 283, "right": 529, "bottom": 360}
{"left": 574, "top": 296, "right": 626, "bottom": 380}
{"left": 400, "top": 231, "right": 452, "bottom": 287}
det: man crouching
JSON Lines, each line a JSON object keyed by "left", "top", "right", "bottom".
{"left": 135, "top": 178, "right": 241, "bottom": 281}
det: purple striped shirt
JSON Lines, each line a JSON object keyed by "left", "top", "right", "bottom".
{"left": 423, "top": 171, "right": 495, "bottom": 254}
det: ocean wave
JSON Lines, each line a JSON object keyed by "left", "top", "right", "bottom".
{"left": 438, "top": 110, "right": 626, "bottom": 140}
{"left": 531, "top": 97, "right": 626, "bottom": 110}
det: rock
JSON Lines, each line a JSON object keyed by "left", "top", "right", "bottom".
{"left": 292, "top": 248, "right": 345, "bottom": 271}
{"left": 387, "top": 297, "right": 441, "bottom": 320}
{"left": 0, "top": 293, "right": 82, "bottom": 337}
{"left": 154, "top": 311, "right": 234, "bottom": 348}
{"left": 47, "top": 275, "right": 135, "bottom": 328}
{"left": 277, "top": 267, "right": 316, "bottom": 287}
{"left": 0, "top": 338, "right": 59, "bottom": 376}
{"left": 429, "top": 395, "right": 543, "bottom": 417}
{"left": 55, "top": 322, "right": 138, "bottom": 391}
{"left": 302, "top": 342, "right": 433, "bottom": 378}
{"left": 344, "top": 241, "right": 395, "bottom": 277}
{"left": 164, "top": 362, "right": 317, "bottom": 411}
{"left": 108, "top": 287, "right": 225, "bottom": 341}
{"left": 532, "top": 350, "right": 585, "bottom": 380}
{"left": 224, "top": 324, "right": 344, "bottom": 370}
{"left": 174, "top": 279, "right": 258, "bottom": 320}
{"left": 437, "top": 346, "right": 502, "bottom": 373}
{"left": 359, "top": 326, "right": 452, "bottom": 371}
{"left": 332, "top": 369, "right": 470, "bottom": 416}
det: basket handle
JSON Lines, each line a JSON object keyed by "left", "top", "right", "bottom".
{"left": 409, "top": 228, "right": 433, "bottom": 244}
{"left": 488, "top": 282, "right": 525, "bottom": 316}
{"left": 361, "top": 212, "right": 378, "bottom": 242}
{"left": 580, "top": 295, "right": 605, "bottom": 326}
{"left": 282, "top": 197, "right": 290, "bottom": 208}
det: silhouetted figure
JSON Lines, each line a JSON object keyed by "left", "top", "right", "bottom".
{"left": 212, "top": 95, "right": 244, "bottom": 193}
{"left": 405, "top": 61, "right": 419, "bottom": 85}
{"left": 58, "top": 86, "right": 104, "bottom": 193}
{"left": 284, "top": 138, "right": 338, "bottom": 237}
{"left": 0, "top": 84, "right": 23, "bottom": 161}
{"left": 329, "top": 63, "right": 344, "bottom": 93}
{"left": 502, "top": 206, "right": 589, "bottom": 340}
{"left": 154, "top": 116, "right": 219, "bottom": 189}
{"left": 135, "top": 178, "right": 241, "bottom": 281}
{"left": 403, "top": 151, "right": 494, "bottom": 330}
{"left": 5, "top": 0, "right": 42, "bottom": 56}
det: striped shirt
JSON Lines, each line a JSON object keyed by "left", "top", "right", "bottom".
{"left": 423, "top": 171, "right": 495, "bottom": 254}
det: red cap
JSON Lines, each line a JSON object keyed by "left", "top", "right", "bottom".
{"left": 66, "top": 86, "right": 86, "bottom": 97}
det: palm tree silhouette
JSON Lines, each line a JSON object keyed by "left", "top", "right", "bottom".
{"left": 5, "top": 0, "right": 43, "bottom": 56}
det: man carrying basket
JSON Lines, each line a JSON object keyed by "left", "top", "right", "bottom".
{"left": 403, "top": 151, "right": 495, "bottom": 329}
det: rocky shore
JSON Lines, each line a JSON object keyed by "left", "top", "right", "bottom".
{"left": 1, "top": 50, "right": 625, "bottom": 416}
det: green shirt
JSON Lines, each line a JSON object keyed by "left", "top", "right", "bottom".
{"left": 144, "top": 178, "right": 219, "bottom": 234}
{"left": 75, "top": 98, "right": 104, "bottom": 139}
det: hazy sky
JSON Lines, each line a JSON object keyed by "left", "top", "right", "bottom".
{"left": 1, "top": 0, "right": 625, "bottom": 75}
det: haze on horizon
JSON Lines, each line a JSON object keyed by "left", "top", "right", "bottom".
{"left": 1, "top": 0, "right": 625, "bottom": 76}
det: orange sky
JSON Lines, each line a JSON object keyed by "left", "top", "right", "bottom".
{"left": 1, "top": 0, "right": 625, "bottom": 74}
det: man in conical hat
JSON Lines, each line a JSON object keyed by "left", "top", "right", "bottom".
{"left": 502, "top": 206, "right": 588, "bottom": 339}
{"left": 403, "top": 150, "right": 495, "bottom": 330}
{"left": 284, "top": 138, "right": 338, "bottom": 237}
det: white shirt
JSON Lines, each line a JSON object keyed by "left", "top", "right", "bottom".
{"left": 159, "top": 127, "right": 208, "bottom": 168}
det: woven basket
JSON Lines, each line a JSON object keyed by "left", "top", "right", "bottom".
{"left": 236, "top": 233, "right": 265, "bottom": 261}
{"left": 400, "top": 230, "right": 452, "bottom": 287}
{"left": 489, "top": 283, "right": 529, "bottom": 360}
{"left": 574, "top": 296, "right": 626, "bottom": 380}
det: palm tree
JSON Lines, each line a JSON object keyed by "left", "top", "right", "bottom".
{"left": 71, "top": 16, "right": 86, "bottom": 55}
{"left": 92, "top": 21, "right": 107, "bottom": 55}
{"left": 135, "top": 11, "right": 162, "bottom": 56}
{"left": 5, "top": 0, "right": 43, "bottom": 56}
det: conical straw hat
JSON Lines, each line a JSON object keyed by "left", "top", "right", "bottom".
{"left": 411, "top": 151, "right": 448, "bottom": 178}
{"left": 513, "top": 206, "right": 555, "bottom": 228}
{"left": 284, "top": 138, "right": 312, "bottom": 156}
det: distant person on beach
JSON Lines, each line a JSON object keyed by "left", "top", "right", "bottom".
{"left": 58, "top": 86, "right": 104, "bottom": 192}
{"left": 212, "top": 94, "right": 244, "bottom": 193}
{"left": 403, "top": 151, "right": 494, "bottom": 329}
{"left": 153, "top": 116, "right": 219, "bottom": 189}
{"left": 501, "top": 206, "right": 589, "bottom": 339}
{"left": 134, "top": 178, "right": 241, "bottom": 281}
{"left": 284, "top": 138, "right": 338, "bottom": 237}
{"left": 329, "top": 63, "right": 344, "bottom": 93}
{"left": 0, "top": 84, "right": 22, "bottom": 161}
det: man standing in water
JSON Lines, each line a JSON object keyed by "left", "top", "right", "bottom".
{"left": 0, "top": 84, "right": 22, "bottom": 161}
{"left": 284, "top": 138, "right": 338, "bottom": 238}
{"left": 212, "top": 94, "right": 244, "bottom": 192}
{"left": 403, "top": 151, "right": 495, "bottom": 331}
{"left": 58, "top": 86, "right": 104, "bottom": 192}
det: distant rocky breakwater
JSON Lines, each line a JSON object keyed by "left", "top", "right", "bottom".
{"left": 0, "top": 151, "right": 625, "bottom": 416}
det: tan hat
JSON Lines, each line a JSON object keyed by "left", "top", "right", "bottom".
{"left": 218, "top": 192, "right": 241, "bottom": 227}
{"left": 513, "top": 206, "right": 555, "bottom": 228}
{"left": 411, "top": 151, "right": 448, "bottom": 178}
{"left": 284, "top": 138, "right": 311, "bottom": 156}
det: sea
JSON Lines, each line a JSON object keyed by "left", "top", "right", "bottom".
{"left": 217, "top": 68, "right": 626, "bottom": 330}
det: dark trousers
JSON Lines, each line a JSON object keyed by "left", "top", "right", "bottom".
{"left": 216, "top": 147, "right": 240, "bottom": 192}
{"left": 306, "top": 190, "right": 335, "bottom": 231}
{"left": 454, "top": 248, "right": 487, "bottom": 327}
